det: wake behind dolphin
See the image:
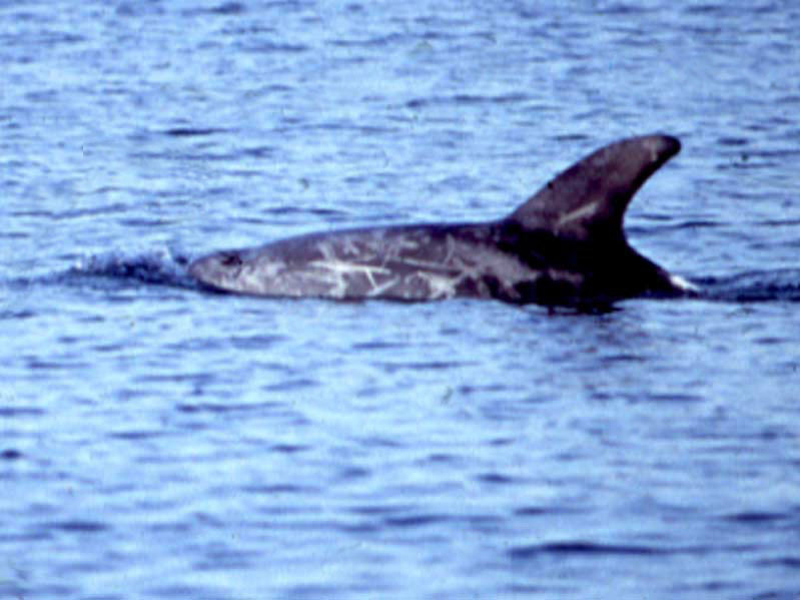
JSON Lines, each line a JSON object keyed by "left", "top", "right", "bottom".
{"left": 189, "top": 134, "right": 697, "bottom": 307}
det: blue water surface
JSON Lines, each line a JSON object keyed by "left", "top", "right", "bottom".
{"left": 2, "top": 1, "right": 800, "bottom": 599}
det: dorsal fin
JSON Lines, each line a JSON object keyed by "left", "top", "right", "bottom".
{"left": 507, "top": 134, "right": 681, "bottom": 241}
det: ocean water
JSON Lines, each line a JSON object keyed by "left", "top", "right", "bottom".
{"left": 2, "top": 1, "right": 800, "bottom": 599}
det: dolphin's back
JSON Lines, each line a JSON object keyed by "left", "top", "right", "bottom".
{"left": 189, "top": 135, "right": 694, "bottom": 306}
{"left": 190, "top": 223, "right": 537, "bottom": 301}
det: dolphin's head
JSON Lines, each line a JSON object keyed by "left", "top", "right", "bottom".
{"left": 189, "top": 250, "right": 245, "bottom": 292}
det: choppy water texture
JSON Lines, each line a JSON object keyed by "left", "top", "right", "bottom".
{"left": 2, "top": 1, "right": 800, "bottom": 599}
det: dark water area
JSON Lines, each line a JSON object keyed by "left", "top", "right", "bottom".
{"left": 2, "top": 1, "right": 800, "bottom": 599}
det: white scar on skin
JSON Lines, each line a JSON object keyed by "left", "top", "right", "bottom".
{"left": 415, "top": 271, "right": 461, "bottom": 299}
{"left": 366, "top": 276, "right": 403, "bottom": 298}
{"left": 309, "top": 260, "right": 391, "bottom": 289}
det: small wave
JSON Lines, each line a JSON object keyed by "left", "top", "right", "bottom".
{"left": 508, "top": 541, "right": 672, "bottom": 560}
{"left": 162, "top": 127, "right": 230, "bottom": 138}
{"left": 45, "top": 520, "right": 109, "bottom": 533}
{"left": 697, "top": 269, "right": 800, "bottom": 303}
{"left": 406, "top": 92, "right": 530, "bottom": 110}
{"left": 65, "top": 248, "right": 201, "bottom": 292}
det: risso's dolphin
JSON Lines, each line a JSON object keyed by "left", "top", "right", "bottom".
{"left": 189, "top": 134, "right": 697, "bottom": 307}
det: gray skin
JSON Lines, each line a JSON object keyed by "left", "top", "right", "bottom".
{"left": 189, "top": 134, "right": 697, "bottom": 307}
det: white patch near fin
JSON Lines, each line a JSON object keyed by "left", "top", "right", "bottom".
{"left": 669, "top": 273, "right": 700, "bottom": 293}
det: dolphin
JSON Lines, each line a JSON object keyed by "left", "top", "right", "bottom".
{"left": 189, "top": 134, "right": 697, "bottom": 307}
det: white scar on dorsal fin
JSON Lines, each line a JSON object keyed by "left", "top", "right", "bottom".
{"left": 507, "top": 135, "right": 682, "bottom": 242}
{"left": 556, "top": 201, "right": 599, "bottom": 230}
